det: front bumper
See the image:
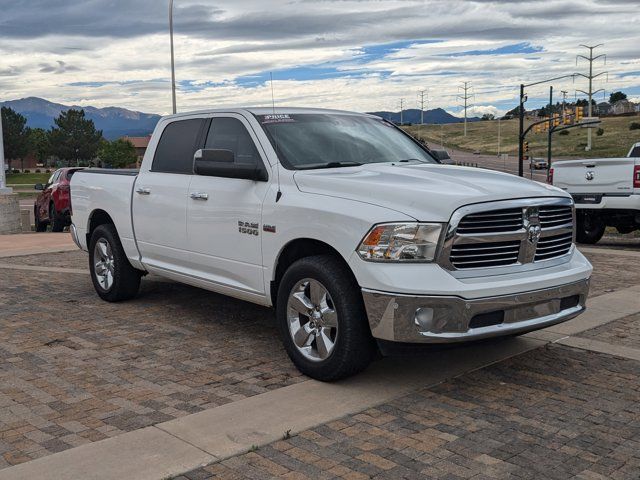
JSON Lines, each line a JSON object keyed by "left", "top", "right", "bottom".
{"left": 362, "top": 278, "right": 589, "bottom": 343}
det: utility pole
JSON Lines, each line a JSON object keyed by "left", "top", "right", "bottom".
{"left": 418, "top": 89, "right": 428, "bottom": 124}
{"left": 547, "top": 86, "right": 553, "bottom": 168}
{"left": 399, "top": 98, "right": 404, "bottom": 125}
{"left": 576, "top": 44, "right": 607, "bottom": 151}
{"left": 169, "top": 0, "right": 177, "bottom": 114}
{"left": 458, "top": 82, "right": 473, "bottom": 136}
{"left": 0, "top": 112, "right": 8, "bottom": 192}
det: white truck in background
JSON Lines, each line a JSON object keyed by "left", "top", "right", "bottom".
{"left": 549, "top": 142, "right": 640, "bottom": 244}
{"left": 70, "top": 108, "right": 592, "bottom": 381}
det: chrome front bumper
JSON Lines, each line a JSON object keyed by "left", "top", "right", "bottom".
{"left": 362, "top": 279, "right": 589, "bottom": 343}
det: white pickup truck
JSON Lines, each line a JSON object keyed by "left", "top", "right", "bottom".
{"left": 549, "top": 142, "right": 640, "bottom": 244}
{"left": 70, "top": 108, "right": 592, "bottom": 380}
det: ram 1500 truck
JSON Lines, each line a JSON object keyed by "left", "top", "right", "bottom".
{"left": 70, "top": 108, "right": 592, "bottom": 380}
{"left": 549, "top": 142, "right": 640, "bottom": 244}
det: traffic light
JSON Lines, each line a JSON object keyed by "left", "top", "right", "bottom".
{"left": 524, "top": 141, "right": 529, "bottom": 153}
{"left": 576, "top": 106, "right": 584, "bottom": 122}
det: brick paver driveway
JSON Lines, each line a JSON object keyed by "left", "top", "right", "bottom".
{"left": 180, "top": 345, "right": 640, "bottom": 480}
{"left": 1, "top": 244, "right": 639, "bottom": 475}
{"left": 0, "top": 255, "right": 302, "bottom": 468}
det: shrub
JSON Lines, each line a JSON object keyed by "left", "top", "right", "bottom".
{"left": 559, "top": 130, "right": 569, "bottom": 136}
{"left": 596, "top": 128, "right": 604, "bottom": 136}
{"left": 12, "top": 169, "right": 19, "bottom": 174}
{"left": 23, "top": 169, "right": 30, "bottom": 173}
{"left": 35, "top": 169, "right": 41, "bottom": 173}
{"left": 45, "top": 169, "right": 51, "bottom": 173}
{"left": 630, "top": 122, "right": 640, "bottom": 130}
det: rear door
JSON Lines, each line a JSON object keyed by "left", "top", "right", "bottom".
{"left": 133, "top": 117, "right": 206, "bottom": 271}
{"left": 185, "top": 114, "right": 270, "bottom": 296}
{"left": 553, "top": 158, "right": 636, "bottom": 195}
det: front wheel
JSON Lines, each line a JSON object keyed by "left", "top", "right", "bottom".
{"left": 34, "top": 207, "right": 47, "bottom": 232}
{"left": 576, "top": 213, "right": 605, "bottom": 244}
{"left": 89, "top": 224, "right": 142, "bottom": 302}
{"left": 276, "top": 255, "right": 376, "bottom": 381}
{"left": 49, "top": 203, "right": 65, "bottom": 232}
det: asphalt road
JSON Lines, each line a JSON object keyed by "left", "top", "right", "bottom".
{"left": 430, "top": 143, "right": 549, "bottom": 183}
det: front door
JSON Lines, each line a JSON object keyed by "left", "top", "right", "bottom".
{"left": 133, "top": 117, "right": 205, "bottom": 271}
{"left": 186, "top": 114, "right": 270, "bottom": 296}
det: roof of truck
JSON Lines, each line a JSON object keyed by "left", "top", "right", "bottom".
{"left": 161, "top": 107, "right": 379, "bottom": 121}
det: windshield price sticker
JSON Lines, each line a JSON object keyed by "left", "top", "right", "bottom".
{"left": 260, "top": 114, "right": 295, "bottom": 124}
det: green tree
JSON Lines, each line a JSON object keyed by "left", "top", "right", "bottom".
{"left": 1, "top": 107, "right": 30, "bottom": 171}
{"left": 98, "top": 138, "right": 137, "bottom": 168}
{"left": 48, "top": 109, "right": 102, "bottom": 166}
{"left": 609, "top": 91, "right": 627, "bottom": 104}
{"left": 481, "top": 113, "right": 495, "bottom": 121}
{"left": 28, "top": 128, "right": 50, "bottom": 166}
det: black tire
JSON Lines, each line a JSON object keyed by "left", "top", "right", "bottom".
{"left": 276, "top": 255, "right": 376, "bottom": 381}
{"left": 576, "top": 213, "right": 605, "bottom": 244}
{"left": 49, "top": 203, "right": 65, "bottom": 232}
{"left": 34, "top": 207, "right": 47, "bottom": 232}
{"left": 89, "top": 224, "right": 142, "bottom": 302}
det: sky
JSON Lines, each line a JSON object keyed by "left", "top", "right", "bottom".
{"left": 0, "top": 0, "right": 639, "bottom": 117}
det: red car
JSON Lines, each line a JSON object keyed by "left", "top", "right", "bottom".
{"left": 34, "top": 168, "right": 83, "bottom": 232}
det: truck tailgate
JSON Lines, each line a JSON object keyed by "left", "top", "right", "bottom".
{"left": 553, "top": 158, "right": 636, "bottom": 194}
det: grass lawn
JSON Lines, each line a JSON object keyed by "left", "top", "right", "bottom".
{"left": 405, "top": 114, "right": 640, "bottom": 159}
{"left": 6, "top": 172, "right": 51, "bottom": 186}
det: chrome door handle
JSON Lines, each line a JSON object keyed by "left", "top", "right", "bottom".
{"left": 136, "top": 187, "right": 151, "bottom": 195}
{"left": 189, "top": 192, "right": 209, "bottom": 200}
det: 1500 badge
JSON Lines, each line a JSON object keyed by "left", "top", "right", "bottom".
{"left": 238, "top": 221, "right": 259, "bottom": 236}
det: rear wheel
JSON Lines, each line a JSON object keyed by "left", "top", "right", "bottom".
{"left": 89, "top": 224, "right": 142, "bottom": 302}
{"left": 576, "top": 213, "right": 605, "bottom": 244}
{"left": 276, "top": 255, "right": 376, "bottom": 381}
{"left": 49, "top": 203, "right": 65, "bottom": 232}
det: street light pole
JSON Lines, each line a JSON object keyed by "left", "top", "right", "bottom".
{"left": 169, "top": 0, "right": 177, "bottom": 114}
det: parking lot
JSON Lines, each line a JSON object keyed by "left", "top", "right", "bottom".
{"left": 0, "top": 233, "right": 638, "bottom": 479}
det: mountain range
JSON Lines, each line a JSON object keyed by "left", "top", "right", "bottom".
{"left": 367, "top": 108, "right": 480, "bottom": 124}
{"left": 1, "top": 97, "right": 478, "bottom": 140}
{"left": 0, "top": 97, "right": 161, "bottom": 140}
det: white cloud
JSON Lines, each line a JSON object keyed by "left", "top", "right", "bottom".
{"left": 0, "top": 0, "right": 638, "bottom": 115}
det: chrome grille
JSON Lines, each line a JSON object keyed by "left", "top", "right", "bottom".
{"left": 450, "top": 240, "right": 521, "bottom": 269}
{"left": 539, "top": 206, "right": 573, "bottom": 229}
{"left": 440, "top": 198, "right": 574, "bottom": 272}
{"left": 456, "top": 208, "right": 523, "bottom": 234}
{"left": 535, "top": 232, "right": 573, "bottom": 261}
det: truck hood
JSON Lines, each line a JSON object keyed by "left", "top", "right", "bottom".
{"left": 293, "top": 163, "right": 568, "bottom": 221}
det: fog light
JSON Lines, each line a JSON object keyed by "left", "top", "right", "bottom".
{"left": 414, "top": 307, "right": 434, "bottom": 331}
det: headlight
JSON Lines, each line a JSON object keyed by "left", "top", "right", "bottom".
{"left": 357, "top": 223, "right": 443, "bottom": 262}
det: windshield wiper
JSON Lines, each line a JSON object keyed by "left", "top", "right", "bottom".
{"left": 298, "top": 161, "right": 363, "bottom": 170}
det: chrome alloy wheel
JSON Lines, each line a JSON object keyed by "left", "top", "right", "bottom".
{"left": 93, "top": 238, "right": 115, "bottom": 291}
{"left": 287, "top": 278, "right": 338, "bottom": 362}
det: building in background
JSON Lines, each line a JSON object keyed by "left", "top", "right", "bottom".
{"left": 121, "top": 135, "right": 151, "bottom": 167}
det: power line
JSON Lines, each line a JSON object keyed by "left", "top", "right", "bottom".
{"left": 457, "top": 81, "right": 474, "bottom": 136}
{"left": 575, "top": 44, "right": 607, "bottom": 151}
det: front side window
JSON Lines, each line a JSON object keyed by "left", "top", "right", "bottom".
{"left": 205, "top": 117, "right": 262, "bottom": 167}
{"left": 256, "top": 114, "right": 436, "bottom": 169}
{"left": 152, "top": 118, "right": 204, "bottom": 174}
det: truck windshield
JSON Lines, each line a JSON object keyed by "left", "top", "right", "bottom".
{"left": 256, "top": 113, "right": 436, "bottom": 170}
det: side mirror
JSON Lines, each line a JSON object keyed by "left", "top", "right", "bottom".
{"left": 34, "top": 183, "right": 44, "bottom": 191}
{"left": 193, "top": 149, "right": 268, "bottom": 182}
{"left": 431, "top": 150, "right": 451, "bottom": 162}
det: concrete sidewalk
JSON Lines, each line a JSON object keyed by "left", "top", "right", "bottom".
{"left": 0, "top": 232, "right": 76, "bottom": 257}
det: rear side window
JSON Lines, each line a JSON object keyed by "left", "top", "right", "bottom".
{"left": 152, "top": 119, "right": 204, "bottom": 174}
{"left": 630, "top": 146, "right": 640, "bottom": 158}
{"left": 205, "top": 117, "right": 262, "bottom": 166}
